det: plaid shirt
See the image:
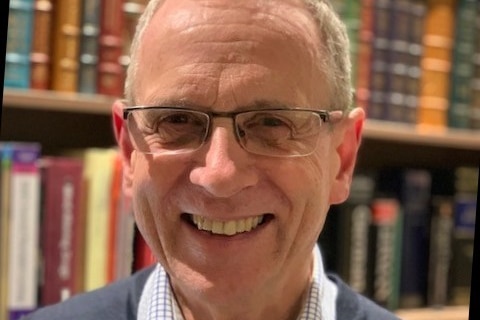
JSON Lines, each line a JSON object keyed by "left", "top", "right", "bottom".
{"left": 138, "top": 245, "right": 338, "bottom": 320}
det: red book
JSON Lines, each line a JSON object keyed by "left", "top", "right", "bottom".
{"left": 39, "top": 157, "right": 85, "bottom": 306}
{"left": 97, "top": 0, "right": 125, "bottom": 97}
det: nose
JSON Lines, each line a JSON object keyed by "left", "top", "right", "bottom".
{"left": 189, "top": 120, "right": 258, "bottom": 197}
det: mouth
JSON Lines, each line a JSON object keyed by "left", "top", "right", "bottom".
{"left": 183, "top": 213, "right": 273, "bottom": 236}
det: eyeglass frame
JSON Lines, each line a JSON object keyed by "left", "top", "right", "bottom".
{"left": 122, "top": 105, "right": 344, "bottom": 157}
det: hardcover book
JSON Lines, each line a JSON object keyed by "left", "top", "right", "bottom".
{"left": 5, "top": 0, "right": 35, "bottom": 88}
{"left": 30, "top": 0, "right": 53, "bottom": 90}
{"left": 39, "top": 157, "right": 85, "bottom": 306}
{"left": 6, "top": 142, "right": 42, "bottom": 320}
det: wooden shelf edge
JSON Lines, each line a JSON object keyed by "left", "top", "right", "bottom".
{"left": 2, "top": 88, "right": 115, "bottom": 114}
{"left": 363, "top": 119, "right": 480, "bottom": 151}
{"left": 395, "top": 305, "right": 469, "bottom": 320}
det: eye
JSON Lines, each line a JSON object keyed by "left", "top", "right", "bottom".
{"left": 240, "top": 111, "right": 294, "bottom": 141}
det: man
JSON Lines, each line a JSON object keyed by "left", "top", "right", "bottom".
{"left": 26, "top": 0, "right": 399, "bottom": 319}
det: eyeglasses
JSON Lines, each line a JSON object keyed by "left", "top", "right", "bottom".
{"left": 123, "top": 106, "right": 343, "bottom": 157}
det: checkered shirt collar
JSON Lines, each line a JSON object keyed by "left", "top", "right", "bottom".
{"left": 138, "top": 244, "right": 337, "bottom": 320}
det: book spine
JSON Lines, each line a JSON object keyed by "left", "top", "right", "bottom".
{"left": 30, "top": 0, "right": 53, "bottom": 90}
{"left": 50, "top": 0, "right": 82, "bottom": 92}
{"left": 5, "top": 0, "right": 35, "bottom": 88}
{"left": 7, "top": 143, "right": 41, "bottom": 320}
{"left": 367, "top": 0, "right": 392, "bottom": 120}
{"left": 385, "top": 0, "right": 410, "bottom": 123}
{"left": 417, "top": 0, "right": 457, "bottom": 129}
{"left": 399, "top": 169, "right": 432, "bottom": 309}
{"left": 449, "top": 167, "right": 478, "bottom": 305}
{"left": 83, "top": 148, "right": 118, "bottom": 291}
{"left": 367, "top": 198, "right": 401, "bottom": 309}
{"left": 0, "top": 145, "right": 14, "bottom": 320}
{"left": 78, "top": 0, "right": 101, "bottom": 94}
{"left": 470, "top": 3, "right": 480, "bottom": 130}
{"left": 121, "top": 1, "right": 148, "bottom": 76}
{"left": 448, "top": 0, "right": 476, "bottom": 129}
{"left": 39, "top": 157, "right": 84, "bottom": 306}
{"left": 355, "top": 0, "right": 375, "bottom": 111}
{"left": 336, "top": 173, "right": 375, "bottom": 295}
{"left": 427, "top": 196, "right": 454, "bottom": 307}
{"left": 97, "top": 0, "right": 125, "bottom": 97}
{"left": 403, "top": 0, "right": 427, "bottom": 124}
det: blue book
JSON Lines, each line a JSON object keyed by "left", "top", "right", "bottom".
{"left": 5, "top": 0, "right": 35, "bottom": 88}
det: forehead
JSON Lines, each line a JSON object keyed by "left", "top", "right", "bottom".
{"left": 135, "top": 0, "right": 328, "bottom": 108}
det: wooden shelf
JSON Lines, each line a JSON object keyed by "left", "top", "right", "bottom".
{"left": 2, "top": 88, "right": 115, "bottom": 114}
{"left": 363, "top": 119, "right": 480, "bottom": 151}
{"left": 395, "top": 305, "right": 469, "bottom": 320}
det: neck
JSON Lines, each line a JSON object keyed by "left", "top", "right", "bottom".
{"left": 172, "top": 256, "right": 315, "bottom": 320}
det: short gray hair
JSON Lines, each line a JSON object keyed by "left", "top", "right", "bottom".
{"left": 124, "top": 0, "right": 352, "bottom": 111}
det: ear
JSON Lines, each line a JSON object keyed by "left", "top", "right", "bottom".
{"left": 329, "top": 107, "right": 365, "bottom": 204}
{"left": 112, "top": 100, "right": 134, "bottom": 197}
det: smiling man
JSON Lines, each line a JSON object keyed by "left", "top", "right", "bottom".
{"left": 25, "top": 0, "right": 399, "bottom": 319}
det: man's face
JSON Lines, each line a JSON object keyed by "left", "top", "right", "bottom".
{"left": 122, "top": 0, "right": 357, "bottom": 304}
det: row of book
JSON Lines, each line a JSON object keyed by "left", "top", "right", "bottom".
{"left": 5, "top": 0, "right": 148, "bottom": 97}
{"left": 0, "top": 142, "right": 155, "bottom": 320}
{"left": 335, "top": 0, "right": 480, "bottom": 130}
{"left": 319, "top": 166, "right": 478, "bottom": 311}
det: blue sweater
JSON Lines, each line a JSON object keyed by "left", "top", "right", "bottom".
{"left": 23, "top": 267, "right": 399, "bottom": 319}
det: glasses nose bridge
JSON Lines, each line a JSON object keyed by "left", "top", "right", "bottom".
{"left": 206, "top": 111, "right": 241, "bottom": 139}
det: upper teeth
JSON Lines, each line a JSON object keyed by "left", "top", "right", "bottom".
{"left": 191, "top": 215, "right": 264, "bottom": 236}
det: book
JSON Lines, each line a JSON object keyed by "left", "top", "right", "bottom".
{"left": 132, "top": 226, "right": 156, "bottom": 271}
{"left": 0, "top": 144, "right": 14, "bottom": 320}
{"left": 385, "top": 0, "right": 411, "bottom": 123}
{"left": 120, "top": 0, "right": 148, "bottom": 75}
{"left": 38, "top": 156, "right": 85, "bottom": 306}
{"left": 448, "top": 0, "right": 477, "bottom": 129}
{"left": 427, "top": 196, "right": 454, "bottom": 307}
{"left": 30, "top": 0, "right": 53, "bottom": 90}
{"left": 6, "top": 142, "right": 42, "bottom": 320}
{"left": 449, "top": 167, "right": 478, "bottom": 306}
{"left": 417, "top": 0, "right": 457, "bottom": 130}
{"left": 398, "top": 169, "right": 432, "bottom": 309}
{"left": 470, "top": 2, "right": 480, "bottom": 130}
{"left": 355, "top": 0, "right": 375, "bottom": 111}
{"left": 335, "top": 173, "right": 375, "bottom": 295}
{"left": 367, "top": 0, "right": 392, "bottom": 120}
{"left": 78, "top": 0, "right": 102, "bottom": 94}
{"left": 403, "top": 0, "right": 427, "bottom": 124}
{"left": 50, "top": 0, "right": 82, "bottom": 92}
{"left": 82, "top": 148, "right": 118, "bottom": 292}
{"left": 338, "top": 0, "right": 361, "bottom": 88}
{"left": 367, "top": 197, "right": 402, "bottom": 310}
{"left": 5, "top": 0, "right": 35, "bottom": 88}
{"left": 97, "top": 0, "right": 125, "bottom": 97}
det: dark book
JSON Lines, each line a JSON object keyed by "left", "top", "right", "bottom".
{"left": 335, "top": 173, "right": 375, "bottom": 295}
{"left": 403, "top": 0, "right": 427, "bottom": 124}
{"left": 39, "top": 157, "right": 85, "bottom": 306}
{"left": 78, "top": 0, "right": 101, "bottom": 94}
{"left": 5, "top": 0, "right": 35, "bottom": 88}
{"left": 427, "top": 196, "right": 454, "bottom": 307}
{"left": 367, "top": 197, "right": 402, "bottom": 310}
{"left": 399, "top": 169, "right": 432, "bottom": 309}
{"left": 448, "top": 0, "right": 477, "bottom": 129}
{"left": 367, "top": 0, "right": 392, "bottom": 120}
{"left": 470, "top": 2, "right": 480, "bottom": 130}
{"left": 449, "top": 167, "right": 478, "bottom": 306}
{"left": 385, "top": 0, "right": 410, "bottom": 123}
